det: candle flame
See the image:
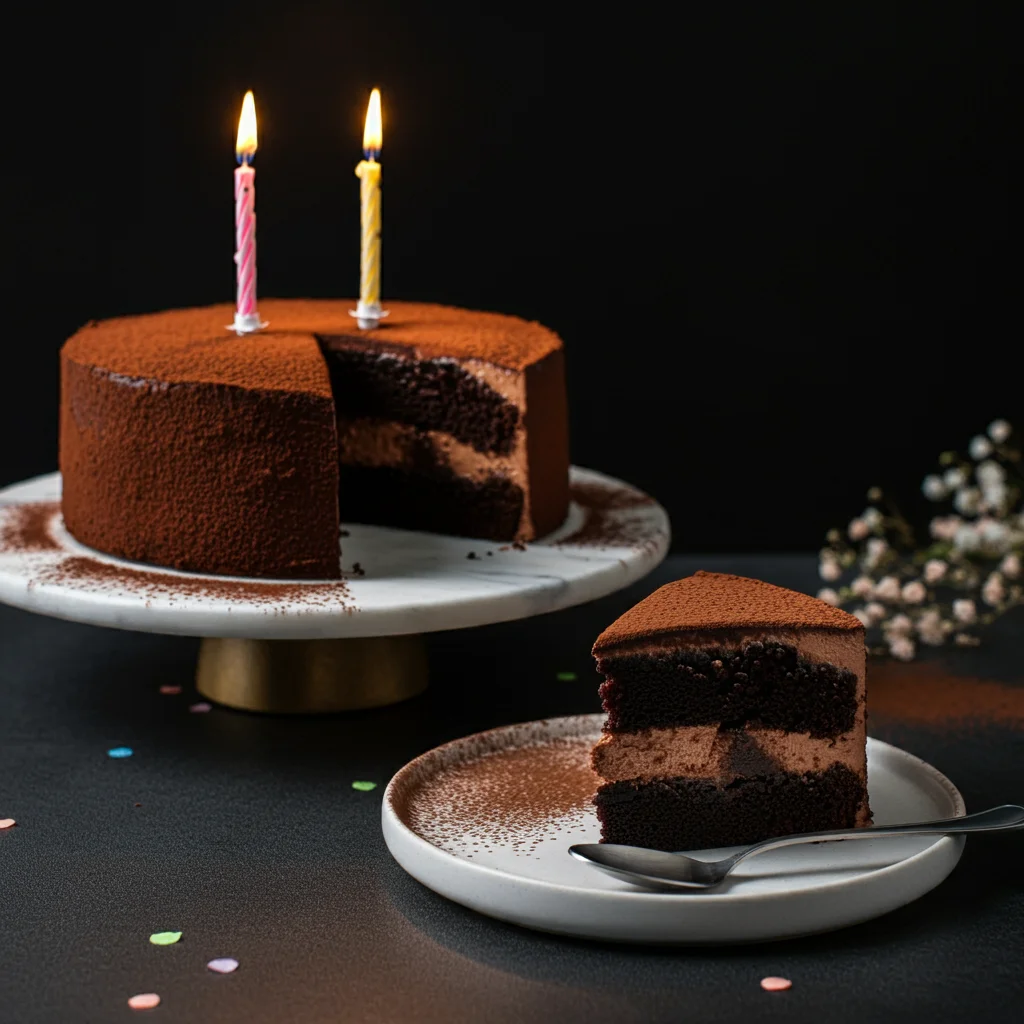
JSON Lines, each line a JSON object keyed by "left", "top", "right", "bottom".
{"left": 235, "top": 91, "right": 258, "bottom": 163}
{"left": 362, "top": 88, "right": 382, "bottom": 157}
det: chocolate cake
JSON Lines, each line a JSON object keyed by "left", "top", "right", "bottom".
{"left": 60, "top": 300, "right": 569, "bottom": 578}
{"left": 591, "top": 571, "right": 869, "bottom": 850}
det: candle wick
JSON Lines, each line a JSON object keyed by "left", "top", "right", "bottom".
{"left": 236, "top": 153, "right": 255, "bottom": 167}
{"left": 363, "top": 149, "right": 380, "bottom": 163}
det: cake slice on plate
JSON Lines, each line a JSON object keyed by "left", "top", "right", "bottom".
{"left": 591, "top": 571, "right": 870, "bottom": 850}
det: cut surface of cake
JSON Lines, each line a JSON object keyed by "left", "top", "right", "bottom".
{"left": 591, "top": 571, "right": 869, "bottom": 850}
{"left": 60, "top": 299, "right": 569, "bottom": 579}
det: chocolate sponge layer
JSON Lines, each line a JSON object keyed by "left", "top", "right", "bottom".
{"left": 597, "top": 640, "right": 858, "bottom": 739}
{"left": 595, "top": 763, "right": 866, "bottom": 851}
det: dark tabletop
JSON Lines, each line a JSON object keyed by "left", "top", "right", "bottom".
{"left": 1, "top": 554, "right": 1022, "bottom": 1024}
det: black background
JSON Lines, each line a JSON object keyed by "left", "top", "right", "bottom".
{"left": 1, "top": 2, "right": 1017, "bottom": 552}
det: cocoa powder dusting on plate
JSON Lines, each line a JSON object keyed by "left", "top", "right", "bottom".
{"left": 36, "top": 555, "right": 355, "bottom": 609}
{"left": 558, "top": 480, "right": 660, "bottom": 550}
{"left": 0, "top": 502, "right": 62, "bottom": 553}
{"left": 400, "top": 737, "right": 599, "bottom": 858}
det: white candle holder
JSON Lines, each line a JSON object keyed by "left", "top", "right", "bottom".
{"left": 228, "top": 312, "right": 269, "bottom": 335}
{"left": 350, "top": 301, "right": 390, "bottom": 330}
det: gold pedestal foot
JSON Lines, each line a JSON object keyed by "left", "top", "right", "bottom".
{"left": 195, "top": 635, "right": 429, "bottom": 713}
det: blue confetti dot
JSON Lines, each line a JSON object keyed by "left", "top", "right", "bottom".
{"left": 107, "top": 746, "right": 134, "bottom": 759}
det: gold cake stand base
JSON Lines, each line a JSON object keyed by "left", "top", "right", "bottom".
{"left": 195, "top": 635, "right": 429, "bottom": 713}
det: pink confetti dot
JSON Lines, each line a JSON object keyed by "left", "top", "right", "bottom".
{"left": 761, "top": 976, "right": 792, "bottom": 992}
{"left": 0, "top": 818, "right": 16, "bottom": 830}
{"left": 189, "top": 702, "right": 213, "bottom": 713}
{"left": 159, "top": 685, "right": 182, "bottom": 695}
{"left": 207, "top": 957, "right": 239, "bottom": 974}
{"left": 127, "top": 993, "right": 161, "bottom": 1010}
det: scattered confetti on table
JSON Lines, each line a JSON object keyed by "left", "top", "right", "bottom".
{"left": 761, "top": 977, "right": 792, "bottom": 992}
{"left": 108, "top": 747, "right": 133, "bottom": 759}
{"left": 555, "top": 670, "right": 577, "bottom": 681}
{"left": 351, "top": 780, "right": 377, "bottom": 792}
{"left": 0, "top": 818, "right": 16, "bottom": 829}
{"left": 127, "top": 993, "right": 161, "bottom": 1010}
{"left": 189, "top": 702, "right": 212, "bottom": 713}
{"left": 159, "top": 685, "right": 182, "bottom": 695}
{"left": 207, "top": 957, "right": 239, "bottom": 974}
{"left": 149, "top": 931, "right": 182, "bottom": 946}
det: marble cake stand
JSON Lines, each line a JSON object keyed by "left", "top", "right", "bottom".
{"left": 0, "top": 468, "right": 670, "bottom": 713}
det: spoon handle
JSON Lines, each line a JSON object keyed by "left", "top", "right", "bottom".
{"left": 731, "top": 804, "right": 1024, "bottom": 867}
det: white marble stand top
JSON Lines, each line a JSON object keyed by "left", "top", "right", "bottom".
{"left": 0, "top": 468, "right": 669, "bottom": 639}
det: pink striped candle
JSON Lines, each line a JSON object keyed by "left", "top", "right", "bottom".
{"left": 230, "top": 91, "right": 266, "bottom": 334}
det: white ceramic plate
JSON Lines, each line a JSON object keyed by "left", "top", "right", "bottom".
{"left": 0, "top": 468, "right": 668, "bottom": 639}
{"left": 382, "top": 715, "right": 966, "bottom": 944}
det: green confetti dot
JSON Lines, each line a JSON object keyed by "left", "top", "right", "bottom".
{"left": 351, "top": 781, "right": 377, "bottom": 792}
{"left": 149, "top": 931, "right": 182, "bottom": 946}
{"left": 555, "top": 671, "right": 577, "bottom": 682}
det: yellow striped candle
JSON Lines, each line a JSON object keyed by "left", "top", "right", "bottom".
{"left": 353, "top": 88, "right": 386, "bottom": 329}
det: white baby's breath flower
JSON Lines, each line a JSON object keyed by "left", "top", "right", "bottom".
{"left": 916, "top": 609, "right": 946, "bottom": 646}
{"left": 848, "top": 518, "right": 870, "bottom": 541}
{"left": 982, "top": 572, "right": 1005, "bottom": 607}
{"left": 953, "top": 523, "right": 981, "bottom": 554}
{"left": 999, "top": 553, "right": 1021, "bottom": 579}
{"left": 988, "top": 419, "right": 1012, "bottom": 444}
{"left": 816, "top": 588, "right": 840, "bottom": 606}
{"left": 851, "top": 576, "right": 874, "bottom": 598}
{"left": 884, "top": 614, "right": 913, "bottom": 637}
{"left": 923, "top": 559, "right": 947, "bottom": 584}
{"left": 864, "top": 537, "right": 889, "bottom": 570}
{"left": 901, "top": 580, "right": 927, "bottom": 604}
{"left": 952, "top": 598, "right": 977, "bottom": 624}
{"left": 864, "top": 602, "right": 886, "bottom": 624}
{"left": 954, "top": 632, "right": 980, "bottom": 646}
{"left": 873, "top": 576, "right": 901, "bottom": 602}
{"left": 943, "top": 467, "right": 967, "bottom": 490}
{"left": 980, "top": 482, "right": 1009, "bottom": 513}
{"left": 953, "top": 487, "right": 981, "bottom": 516}
{"left": 888, "top": 635, "right": 916, "bottom": 661}
{"left": 929, "top": 516, "right": 961, "bottom": 542}
{"left": 852, "top": 607, "right": 871, "bottom": 627}
{"left": 969, "top": 435, "right": 993, "bottom": 460}
{"left": 819, "top": 558, "right": 841, "bottom": 582}
{"left": 977, "top": 518, "right": 1012, "bottom": 555}
{"left": 861, "top": 508, "right": 883, "bottom": 530}
{"left": 976, "top": 461, "right": 1005, "bottom": 487}
{"left": 921, "top": 475, "right": 947, "bottom": 501}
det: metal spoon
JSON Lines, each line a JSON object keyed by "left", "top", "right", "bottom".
{"left": 569, "top": 804, "right": 1024, "bottom": 892}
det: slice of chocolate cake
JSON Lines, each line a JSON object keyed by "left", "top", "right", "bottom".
{"left": 591, "top": 571, "right": 869, "bottom": 851}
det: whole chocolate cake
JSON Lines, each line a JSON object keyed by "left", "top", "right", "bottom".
{"left": 591, "top": 571, "right": 870, "bottom": 850}
{"left": 60, "top": 300, "right": 569, "bottom": 579}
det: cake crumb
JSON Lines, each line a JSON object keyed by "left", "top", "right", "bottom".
{"left": 159, "top": 685, "right": 181, "bottom": 695}
{"left": 0, "top": 818, "right": 16, "bottom": 829}
{"left": 350, "top": 562, "right": 365, "bottom": 577}
{"left": 760, "top": 977, "right": 792, "bottom": 992}
{"left": 189, "top": 702, "right": 212, "bottom": 714}
{"left": 466, "top": 552, "right": 478, "bottom": 560}
{"left": 512, "top": 541, "right": 527, "bottom": 551}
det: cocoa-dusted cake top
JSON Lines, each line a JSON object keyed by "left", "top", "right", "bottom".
{"left": 593, "top": 571, "right": 863, "bottom": 651}
{"left": 62, "top": 300, "right": 562, "bottom": 393}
